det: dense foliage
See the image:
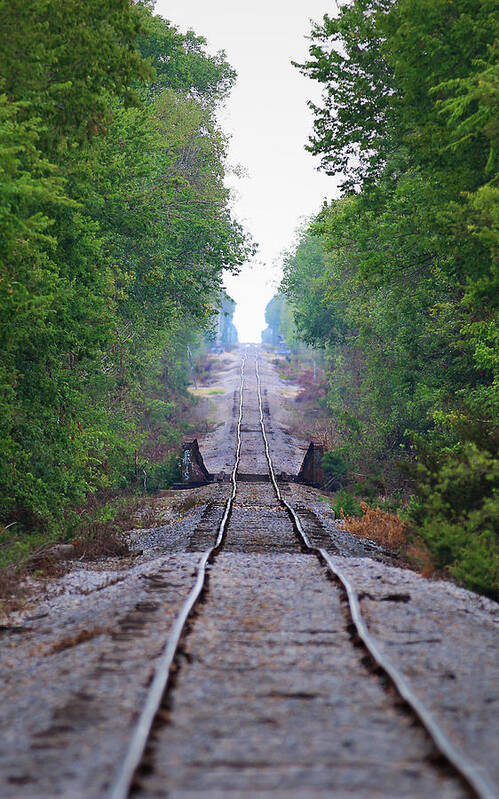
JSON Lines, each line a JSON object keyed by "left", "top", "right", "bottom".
{"left": 261, "top": 292, "right": 299, "bottom": 347}
{"left": 0, "top": 1, "right": 250, "bottom": 544}
{"left": 206, "top": 292, "right": 238, "bottom": 350}
{"left": 281, "top": 0, "right": 498, "bottom": 596}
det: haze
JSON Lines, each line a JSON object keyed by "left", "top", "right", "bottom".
{"left": 155, "top": 0, "right": 338, "bottom": 341}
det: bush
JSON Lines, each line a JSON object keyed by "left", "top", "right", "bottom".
{"left": 143, "top": 453, "right": 181, "bottom": 492}
{"left": 322, "top": 448, "right": 350, "bottom": 489}
{"left": 409, "top": 443, "right": 498, "bottom": 599}
{"left": 330, "top": 488, "right": 362, "bottom": 518}
{"left": 341, "top": 502, "right": 407, "bottom": 549}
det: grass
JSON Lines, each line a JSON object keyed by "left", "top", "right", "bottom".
{"left": 329, "top": 488, "right": 362, "bottom": 518}
{"left": 189, "top": 386, "right": 225, "bottom": 397}
{"left": 339, "top": 501, "right": 436, "bottom": 576}
{"left": 0, "top": 493, "right": 139, "bottom": 617}
{"left": 339, "top": 502, "right": 406, "bottom": 549}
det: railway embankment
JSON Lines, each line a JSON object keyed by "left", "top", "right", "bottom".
{"left": 0, "top": 347, "right": 496, "bottom": 798}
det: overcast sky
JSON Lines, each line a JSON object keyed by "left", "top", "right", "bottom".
{"left": 155, "top": 0, "right": 339, "bottom": 341}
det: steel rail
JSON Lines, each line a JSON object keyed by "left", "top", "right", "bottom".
{"left": 254, "top": 357, "right": 496, "bottom": 799}
{"left": 107, "top": 354, "right": 247, "bottom": 799}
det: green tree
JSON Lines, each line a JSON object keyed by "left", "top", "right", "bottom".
{"left": 0, "top": 4, "right": 250, "bottom": 544}
{"left": 284, "top": 0, "right": 498, "bottom": 596}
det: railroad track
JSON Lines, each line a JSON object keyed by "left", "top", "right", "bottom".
{"left": 108, "top": 350, "right": 495, "bottom": 799}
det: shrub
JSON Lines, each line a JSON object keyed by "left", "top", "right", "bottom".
{"left": 143, "top": 453, "right": 181, "bottom": 492}
{"left": 330, "top": 488, "right": 362, "bottom": 518}
{"left": 409, "top": 443, "right": 498, "bottom": 599}
{"left": 323, "top": 448, "right": 350, "bottom": 489}
{"left": 341, "top": 502, "right": 407, "bottom": 549}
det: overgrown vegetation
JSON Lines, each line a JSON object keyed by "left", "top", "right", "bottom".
{"left": 0, "top": 2, "right": 250, "bottom": 565}
{"left": 277, "top": 0, "right": 498, "bottom": 598}
{"left": 339, "top": 503, "right": 406, "bottom": 550}
{"left": 0, "top": 492, "right": 139, "bottom": 615}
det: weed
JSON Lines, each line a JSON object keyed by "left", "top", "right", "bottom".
{"left": 330, "top": 489, "right": 362, "bottom": 517}
{"left": 132, "top": 506, "right": 165, "bottom": 529}
{"left": 340, "top": 502, "right": 407, "bottom": 549}
{"left": 143, "top": 454, "right": 181, "bottom": 492}
{"left": 72, "top": 529, "right": 129, "bottom": 561}
{"left": 0, "top": 493, "right": 141, "bottom": 617}
{"left": 67, "top": 493, "right": 142, "bottom": 561}
{"left": 323, "top": 449, "right": 350, "bottom": 489}
{"left": 0, "top": 567, "right": 28, "bottom": 617}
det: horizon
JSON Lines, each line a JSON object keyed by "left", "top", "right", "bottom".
{"left": 155, "top": 0, "right": 339, "bottom": 342}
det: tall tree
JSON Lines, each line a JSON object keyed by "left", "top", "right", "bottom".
{"left": 284, "top": 0, "right": 498, "bottom": 596}
{"left": 0, "top": 3, "right": 250, "bottom": 537}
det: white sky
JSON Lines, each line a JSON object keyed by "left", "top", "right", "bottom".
{"left": 155, "top": 0, "right": 339, "bottom": 342}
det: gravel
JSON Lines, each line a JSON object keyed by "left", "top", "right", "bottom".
{"left": 136, "top": 553, "right": 466, "bottom": 799}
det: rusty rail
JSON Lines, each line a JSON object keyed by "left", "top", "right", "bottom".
{"left": 254, "top": 357, "right": 495, "bottom": 799}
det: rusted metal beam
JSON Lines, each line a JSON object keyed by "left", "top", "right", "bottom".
{"left": 296, "top": 442, "right": 324, "bottom": 487}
